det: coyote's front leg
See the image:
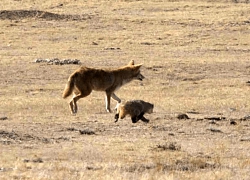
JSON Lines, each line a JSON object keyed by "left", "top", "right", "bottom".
{"left": 105, "top": 92, "right": 112, "bottom": 113}
{"left": 105, "top": 92, "right": 121, "bottom": 113}
{"left": 112, "top": 93, "right": 121, "bottom": 110}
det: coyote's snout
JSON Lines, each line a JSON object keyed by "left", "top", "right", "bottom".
{"left": 62, "top": 60, "right": 144, "bottom": 114}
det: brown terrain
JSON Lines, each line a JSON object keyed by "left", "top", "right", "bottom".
{"left": 0, "top": 0, "right": 250, "bottom": 179}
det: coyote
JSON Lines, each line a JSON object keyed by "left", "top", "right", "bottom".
{"left": 62, "top": 60, "right": 144, "bottom": 114}
{"left": 114, "top": 100, "right": 154, "bottom": 123}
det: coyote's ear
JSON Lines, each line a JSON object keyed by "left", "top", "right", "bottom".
{"left": 128, "top": 60, "right": 134, "bottom": 66}
{"left": 133, "top": 64, "right": 143, "bottom": 70}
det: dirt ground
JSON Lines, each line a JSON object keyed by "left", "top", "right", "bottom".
{"left": 0, "top": 0, "right": 250, "bottom": 179}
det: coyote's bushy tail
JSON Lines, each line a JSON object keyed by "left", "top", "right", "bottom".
{"left": 62, "top": 73, "right": 76, "bottom": 98}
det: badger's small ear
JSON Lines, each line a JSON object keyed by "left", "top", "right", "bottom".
{"left": 128, "top": 60, "right": 134, "bottom": 66}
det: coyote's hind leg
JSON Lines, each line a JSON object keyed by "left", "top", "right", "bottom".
{"left": 69, "top": 90, "right": 91, "bottom": 115}
{"left": 69, "top": 100, "right": 76, "bottom": 115}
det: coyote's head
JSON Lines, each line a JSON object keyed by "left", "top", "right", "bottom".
{"left": 128, "top": 60, "right": 145, "bottom": 81}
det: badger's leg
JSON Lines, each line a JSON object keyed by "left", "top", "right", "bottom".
{"left": 140, "top": 116, "right": 149, "bottom": 123}
{"left": 114, "top": 113, "right": 119, "bottom": 122}
{"left": 131, "top": 116, "right": 140, "bottom": 123}
{"left": 138, "top": 112, "right": 149, "bottom": 123}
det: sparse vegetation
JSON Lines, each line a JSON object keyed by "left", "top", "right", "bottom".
{"left": 1, "top": 0, "right": 250, "bottom": 179}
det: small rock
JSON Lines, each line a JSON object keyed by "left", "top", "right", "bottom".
{"left": 104, "top": 47, "right": 121, "bottom": 50}
{"left": 177, "top": 113, "right": 189, "bottom": 120}
{"left": 34, "top": 58, "right": 81, "bottom": 65}
{"left": 66, "top": 127, "right": 78, "bottom": 131}
{"left": 33, "top": 158, "right": 43, "bottom": 163}
{"left": 186, "top": 111, "right": 200, "bottom": 114}
{"left": 229, "top": 108, "right": 236, "bottom": 112}
{"left": 208, "top": 120, "right": 217, "bottom": 125}
{"left": 230, "top": 120, "right": 237, "bottom": 125}
{"left": 141, "top": 42, "right": 153, "bottom": 45}
{"left": 242, "top": 115, "right": 250, "bottom": 120}
{"left": 23, "top": 158, "right": 43, "bottom": 163}
{"left": 204, "top": 116, "right": 226, "bottom": 121}
{"left": 156, "top": 142, "right": 181, "bottom": 151}
{"left": 207, "top": 128, "right": 222, "bottom": 133}
{"left": 0, "top": 117, "right": 8, "bottom": 120}
{"left": 79, "top": 129, "right": 95, "bottom": 135}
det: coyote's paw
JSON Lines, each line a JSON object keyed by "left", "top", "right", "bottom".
{"left": 106, "top": 108, "right": 112, "bottom": 113}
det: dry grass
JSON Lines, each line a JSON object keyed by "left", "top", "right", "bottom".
{"left": 1, "top": 0, "right": 250, "bottom": 179}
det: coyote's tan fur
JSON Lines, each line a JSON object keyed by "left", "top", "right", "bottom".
{"left": 114, "top": 100, "right": 154, "bottom": 123}
{"left": 62, "top": 60, "right": 144, "bottom": 114}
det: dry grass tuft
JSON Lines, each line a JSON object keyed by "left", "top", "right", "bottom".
{"left": 155, "top": 142, "right": 181, "bottom": 151}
